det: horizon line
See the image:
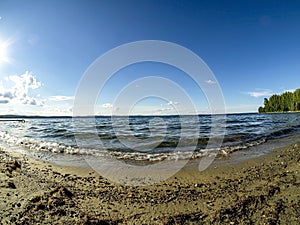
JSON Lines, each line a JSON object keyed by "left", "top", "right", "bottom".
{"left": 0, "top": 112, "right": 261, "bottom": 119}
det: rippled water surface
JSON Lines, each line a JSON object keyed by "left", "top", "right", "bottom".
{"left": 0, "top": 113, "right": 299, "bottom": 161}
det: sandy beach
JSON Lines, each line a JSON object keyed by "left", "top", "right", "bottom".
{"left": 2, "top": 0, "right": 300, "bottom": 224}
{"left": 0, "top": 141, "right": 300, "bottom": 224}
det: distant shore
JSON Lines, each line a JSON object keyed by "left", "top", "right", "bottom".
{"left": 1, "top": 139, "right": 300, "bottom": 224}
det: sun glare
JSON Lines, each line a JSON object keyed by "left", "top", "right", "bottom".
{"left": 0, "top": 38, "right": 12, "bottom": 64}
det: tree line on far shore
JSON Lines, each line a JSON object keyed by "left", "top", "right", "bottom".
{"left": 258, "top": 89, "right": 300, "bottom": 113}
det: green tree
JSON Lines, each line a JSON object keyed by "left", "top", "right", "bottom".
{"left": 258, "top": 89, "right": 300, "bottom": 113}
{"left": 258, "top": 106, "right": 265, "bottom": 113}
{"left": 294, "top": 89, "right": 300, "bottom": 110}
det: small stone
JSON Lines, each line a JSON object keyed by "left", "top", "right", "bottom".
{"left": 7, "top": 181, "right": 16, "bottom": 189}
{"left": 13, "top": 160, "right": 21, "bottom": 169}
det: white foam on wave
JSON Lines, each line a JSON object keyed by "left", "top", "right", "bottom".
{"left": 0, "top": 131, "right": 79, "bottom": 154}
{"left": 0, "top": 131, "right": 267, "bottom": 162}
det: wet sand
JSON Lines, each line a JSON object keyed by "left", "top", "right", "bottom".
{"left": 0, "top": 141, "right": 300, "bottom": 224}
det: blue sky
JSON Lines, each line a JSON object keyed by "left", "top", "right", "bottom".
{"left": 0, "top": 0, "right": 299, "bottom": 115}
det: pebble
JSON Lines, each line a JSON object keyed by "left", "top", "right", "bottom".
{"left": 7, "top": 181, "right": 16, "bottom": 189}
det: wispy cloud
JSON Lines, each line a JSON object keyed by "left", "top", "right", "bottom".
{"left": 49, "top": 95, "right": 74, "bottom": 101}
{"left": 0, "top": 71, "right": 43, "bottom": 105}
{"left": 167, "top": 101, "right": 179, "bottom": 106}
{"left": 101, "top": 103, "right": 113, "bottom": 108}
{"left": 246, "top": 89, "right": 273, "bottom": 98}
{"left": 158, "top": 107, "right": 173, "bottom": 112}
{"left": 226, "top": 104, "right": 261, "bottom": 113}
{"left": 42, "top": 104, "right": 73, "bottom": 116}
{"left": 205, "top": 79, "right": 216, "bottom": 84}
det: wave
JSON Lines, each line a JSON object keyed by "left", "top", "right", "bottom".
{"left": 0, "top": 113, "right": 299, "bottom": 162}
{"left": 268, "top": 125, "right": 300, "bottom": 139}
{"left": 0, "top": 130, "right": 267, "bottom": 162}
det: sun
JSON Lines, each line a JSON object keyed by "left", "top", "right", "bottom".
{"left": 0, "top": 38, "right": 12, "bottom": 64}
{"left": 0, "top": 44, "right": 8, "bottom": 63}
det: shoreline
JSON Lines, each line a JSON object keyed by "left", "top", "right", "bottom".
{"left": 16, "top": 131, "right": 300, "bottom": 171}
{"left": 1, "top": 140, "right": 300, "bottom": 224}
{"left": 259, "top": 111, "right": 300, "bottom": 114}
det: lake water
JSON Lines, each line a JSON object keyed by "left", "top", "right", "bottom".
{"left": 0, "top": 113, "right": 299, "bottom": 162}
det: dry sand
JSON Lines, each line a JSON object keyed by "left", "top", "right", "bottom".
{"left": 0, "top": 142, "right": 300, "bottom": 224}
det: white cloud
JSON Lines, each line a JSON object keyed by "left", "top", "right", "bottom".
{"left": 205, "top": 79, "right": 216, "bottom": 84}
{"left": 167, "top": 101, "right": 179, "bottom": 106}
{"left": 9, "top": 72, "right": 42, "bottom": 90}
{"left": 0, "top": 71, "right": 43, "bottom": 105}
{"left": 49, "top": 95, "right": 74, "bottom": 101}
{"left": 22, "top": 98, "right": 37, "bottom": 105}
{"left": 101, "top": 103, "right": 113, "bottom": 108}
{"left": 247, "top": 89, "right": 273, "bottom": 98}
{"left": 158, "top": 107, "right": 173, "bottom": 112}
